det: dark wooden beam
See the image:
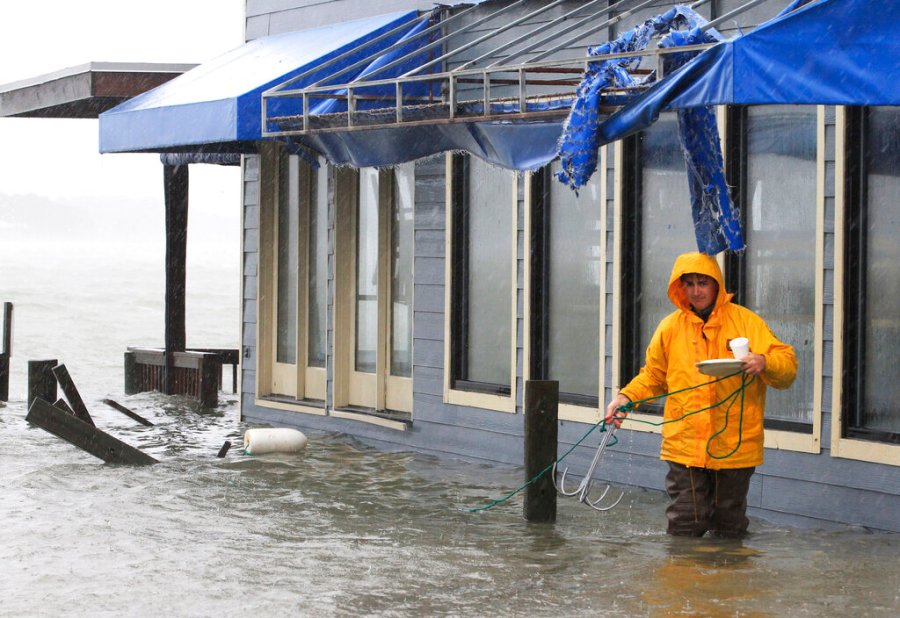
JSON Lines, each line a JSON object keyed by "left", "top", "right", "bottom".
{"left": 523, "top": 380, "right": 559, "bottom": 523}
{"left": 164, "top": 163, "right": 189, "bottom": 394}
{"left": 26, "top": 398, "right": 157, "bottom": 465}
{"left": 52, "top": 364, "right": 95, "bottom": 427}
{"left": 102, "top": 398, "right": 154, "bottom": 427}
{"left": 28, "top": 359, "right": 58, "bottom": 410}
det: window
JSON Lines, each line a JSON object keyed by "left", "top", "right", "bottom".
{"left": 726, "top": 105, "right": 818, "bottom": 432}
{"left": 257, "top": 146, "right": 327, "bottom": 406}
{"left": 447, "top": 154, "right": 516, "bottom": 409}
{"left": 619, "top": 113, "right": 695, "bottom": 411}
{"left": 843, "top": 106, "right": 900, "bottom": 445}
{"left": 529, "top": 162, "right": 601, "bottom": 406}
{"left": 334, "top": 164, "right": 414, "bottom": 417}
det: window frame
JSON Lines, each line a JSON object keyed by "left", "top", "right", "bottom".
{"left": 443, "top": 153, "right": 517, "bottom": 413}
{"left": 254, "top": 143, "right": 327, "bottom": 416}
{"left": 333, "top": 166, "right": 414, "bottom": 425}
{"left": 832, "top": 106, "right": 900, "bottom": 464}
{"left": 525, "top": 165, "right": 602, "bottom": 417}
{"left": 722, "top": 105, "right": 824, "bottom": 452}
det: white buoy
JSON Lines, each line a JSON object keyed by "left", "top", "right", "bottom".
{"left": 243, "top": 428, "right": 308, "bottom": 455}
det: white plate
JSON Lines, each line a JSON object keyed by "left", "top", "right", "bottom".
{"left": 695, "top": 359, "right": 744, "bottom": 377}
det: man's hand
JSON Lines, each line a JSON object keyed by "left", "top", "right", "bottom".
{"left": 741, "top": 353, "right": 766, "bottom": 376}
{"left": 604, "top": 393, "right": 631, "bottom": 428}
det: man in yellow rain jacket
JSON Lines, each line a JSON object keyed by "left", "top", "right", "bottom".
{"left": 605, "top": 251, "right": 797, "bottom": 537}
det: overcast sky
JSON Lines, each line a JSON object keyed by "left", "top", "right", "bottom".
{"left": 0, "top": 0, "right": 245, "bottom": 213}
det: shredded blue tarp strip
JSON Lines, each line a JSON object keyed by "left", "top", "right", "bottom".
{"left": 555, "top": 5, "right": 743, "bottom": 254}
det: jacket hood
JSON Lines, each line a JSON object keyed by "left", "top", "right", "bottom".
{"left": 667, "top": 252, "right": 731, "bottom": 313}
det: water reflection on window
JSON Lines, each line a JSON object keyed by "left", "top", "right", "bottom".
{"left": 639, "top": 114, "right": 695, "bottom": 354}
{"left": 744, "top": 105, "right": 816, "bottom": 424}
{"left": 276, "top": 153, "right": 299, "bottom": 364}
{"left": 466, "top": 157, "right": 512, "bottom": 387}
{"left": 355, "top": 168, "right": 379, "bottom": 373}
{"left": 307, "top": 160, "right": 328, "bottom": 368}
{"left": 547, "top": 161, "right": 600, "bottom": 398}
{"left": 861, "top": 107, "right": 900, "bottom": 433}
{"left": 391, "top": 164, "right": 414, "bottom": 378}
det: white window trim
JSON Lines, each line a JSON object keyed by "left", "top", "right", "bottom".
{"left": 830, "top": 106, "right": 900, "bottom": 466}
{"left": 443, "top": 153, "right": 517, "bottom": 413}
{"left": 254, "top": 144, "right": 328, "bottom": 415}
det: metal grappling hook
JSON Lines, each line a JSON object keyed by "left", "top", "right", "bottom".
{"left": 553, "top": 422, "right": 624, "bottom": 511}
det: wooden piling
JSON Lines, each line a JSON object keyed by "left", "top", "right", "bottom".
{"left": 52, "top": 364, "right": 95, "bottom": 427}
{"left": 28, "top": 359, "right": 58, "bottom": 410}
{"left": 0, "top": 354, "right": 8, "bottom": 403}
{"left": 216, "top": 441, "right": 232, "bottom": 458}
{"left": 0, "top": 302, "right": 11, "bottom": 402}
{"left": 26, "top": 398, "right": 157, "bottom": 465}
{"left": 164, "top": 163, "right": 189, "bottom": 396}
{"left": 124, "top": 350, "right": 140, "bottom": 395}
{"left": 523, "top": 380, "right": 558, "bottom": 523}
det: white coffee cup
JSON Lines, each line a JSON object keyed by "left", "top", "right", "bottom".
{"left": 731, "top": 337, "right": 750, "bottom": 360}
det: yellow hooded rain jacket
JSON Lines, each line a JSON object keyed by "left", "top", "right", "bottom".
{"left": 619, "top": 252, "right": 798, "bottom": 469}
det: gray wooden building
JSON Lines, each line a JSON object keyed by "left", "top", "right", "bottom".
{"left": 98, "top": 0, "right": 900, "bottom": 532}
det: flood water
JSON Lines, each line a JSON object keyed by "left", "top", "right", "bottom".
{"left": 1, "top": 242, "right": 898, "bottom": 616}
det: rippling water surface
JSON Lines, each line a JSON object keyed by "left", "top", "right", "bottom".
{"left": 1, "top": 243, "right": 898, "bottom": 617}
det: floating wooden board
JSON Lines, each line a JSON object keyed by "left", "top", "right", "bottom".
{"left": 26, "top": 398, "right": 157, "bottom": 465}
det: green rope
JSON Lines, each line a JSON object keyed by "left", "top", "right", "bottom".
{"left": 464, "top": 371, "right": 754, "bottom": 513}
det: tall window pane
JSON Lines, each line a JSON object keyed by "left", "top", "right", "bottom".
{"left": 639, "top": 114, "right": 695, "bottom": 353}
{"left": 355, "top": 168, "right": 379, "bottom": 373}
{"left": 391, "top": 164, "right": 415, "bottom": 377}
{"left": 861, "top": 107, "right": 900, "bottom": 433}
{"left": 463, "top": 156, "right": 513, "bottom": 387}
{"left": 307, "top": 161, "right": 328, "bottom": 368}
{"left": 744, "top": 106, "right": 816, "bottom": 424}
{"left": 547, "top": 162, "right": 600, "bottom": 399}
{"left": 276, "top": 154, "right": 299, "bottom": 364}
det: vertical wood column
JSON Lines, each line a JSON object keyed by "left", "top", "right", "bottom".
{"left": 164, "top": 164, "right": 189, "bottom": 395}
{"left": 523, "top": 380, "right": 558, "bottom": 523}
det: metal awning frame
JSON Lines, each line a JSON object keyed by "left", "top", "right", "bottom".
{"left": 261, "top": 0, "right": 783, "bottom": 137}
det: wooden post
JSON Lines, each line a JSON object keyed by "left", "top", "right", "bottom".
{"left": 0, "top": 354, "right": 8, "bottom": 403}
{"left": 164, "top": 163, "right": 189, "bottom": 395}
{"left": 523, "top": 380, "right": 558, "bottom": 523}
{"left": 0, "top": 302, "right": 11, "bottom": 402}
{"left": 26, "top": 398, "right": 157, "bottom": 465}
{"left": 124, "top": 350, "right": 141, "bottom": 395}
{"left": 2, "top": 302, "right": 11, "bottom": 355}
{"left": 198, "top": 353, "right": 219, "bottom": 409}
{"left": 52, "top": 364, "right": 95, "bottom": 427}
{"left": 28, "top": 359, "right": 58, "bottom": 410}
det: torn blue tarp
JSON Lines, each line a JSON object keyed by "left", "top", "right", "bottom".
{"left": 598, "top": 0, "right": 900, "bottom": 144}
{"left": 555, "top": 6, "right": 713, "bottom": 192}
{"left": 661, "top": 28, "right": 743, "bottom": 255}
{"left": 555, "top": 5, "right": 742, "bottom": 254}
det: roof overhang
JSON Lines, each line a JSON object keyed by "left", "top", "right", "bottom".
{"left": 0, "top": 62, "right": 195, "bottom": 119}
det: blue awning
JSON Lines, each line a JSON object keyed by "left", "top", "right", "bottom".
{"left": 99, "top": 10, "right": 425, "bottom": 153}
{"left": 599, "top": 0, "right": 900, "bottom": 145}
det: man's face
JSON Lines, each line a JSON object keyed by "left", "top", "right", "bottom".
{"left": 681, "top": 273, "right": 718, "bottom": 312}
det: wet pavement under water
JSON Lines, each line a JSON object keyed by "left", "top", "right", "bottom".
{"left": 1, "top": 393, "right": 898, "bottom": 617}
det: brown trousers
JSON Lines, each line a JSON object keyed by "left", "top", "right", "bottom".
{"left": 664, "top": 462, "right": 755, "bottom": 538}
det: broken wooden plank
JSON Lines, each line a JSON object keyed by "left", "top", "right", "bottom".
{"left": 102, "top": 398, "right": 154, "bottom": 427}
{"left": 26, "top": 398, "right": 157, "bottom": 465}
{"left": 216, "top": 440, "right": 232, "bottom": 458}
{"left": 28, "top": 359, "right": 58, "bottom": 410}
{"left": 52, "top": 364, "right": 95, "bottom": 426}
{"left": 54, "top": 398, "right": 75, "bottom": 415}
